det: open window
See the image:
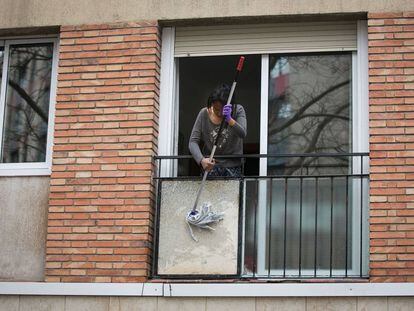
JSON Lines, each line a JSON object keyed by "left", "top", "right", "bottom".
{"left": 156, "top": 21, "right": 369, "bottom": 279}
{"left": 177, "top": 55, "right": 261, "bottom": 176}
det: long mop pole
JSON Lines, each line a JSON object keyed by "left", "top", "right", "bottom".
{"left": 191, "top": 56, "right": 245, "bottom": 212}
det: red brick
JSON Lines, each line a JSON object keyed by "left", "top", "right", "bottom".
{"left": 369, "top": 13, "right": 404, "bottom": 19}
{"left": 369, "top": 13, "right": 414, "bottom": 282}
{"left": 47, "top": 21, "right": 160, "bottom": 283}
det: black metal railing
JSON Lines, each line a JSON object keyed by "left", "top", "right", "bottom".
{"left": 152, "top": 153, "right": 369, "bottom": 279}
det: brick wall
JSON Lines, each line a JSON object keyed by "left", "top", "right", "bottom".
{"left": 44, "top": 13, "right": 414, "bottom": 283}
{"left": 46, "top": 22, "right": 160, "bottom": 282}
{"left": 368, "top": 12, "right": 414, "bottom": 282}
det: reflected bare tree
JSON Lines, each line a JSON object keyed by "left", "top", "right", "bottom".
{"left": 2, "top": 44, "right": 53, "bottom": 163}
{"left": 267, "top": 55, "right": 351, "bottom": 175}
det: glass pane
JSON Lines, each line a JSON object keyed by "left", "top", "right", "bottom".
{"left": 1, "top": 43, "right": 53, "bottom": 163}
{"left": 265, "top": 54, "right": 352, "bottom": 275}
{"left": 0, "top": 47, "right": 3, "bottom": 90}
{"left": 177, "top": 55, "right": 261, "bottom": 176}
{"left": 265, "top": 177, "right": 352, "bottom": 274}
{"left": 268, "top": 54, "right": 352, "bottom": 176}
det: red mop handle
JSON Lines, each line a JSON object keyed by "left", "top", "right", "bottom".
{"left": 237, "top": 56, "right": 245, "bottom": 72}
{"left": 233, "top": 56, "right": 245, "bottom": 82}
{"left": 229, "top": 56, "right": 245, "bottom": 119}
{"left": 213, "top": 56, "right": 245, "bottom": 146}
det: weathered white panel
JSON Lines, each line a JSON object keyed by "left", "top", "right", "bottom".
{"left": 109, "top": 297, "right": 157, "bottom": 311}
{"left": 65, "top": 296, "right": 110, "bottom": 311}
{"left": 19, "top": 296, "right": 65, "bottom": 311}
{"left": 206, "top": 297, "right": 255, "bottom": 311}
{"left": 0, "top": 296, "right": 19, "bottom": 311}
{"left": 0, "top": 176, "right": 49, "bottom": 281}
{"left": 158, "top": 297, "right": 207, "bottom": 311}
{"left": 357, "top": 297, "right": 387, "bottom": 311}
{"left": 256, "top": 297, "right": 306, "bottom": 311}
{"left": 1, "top": 295, "right": 414, "bottom": 311}
{"left": 157, "top": 180, "right": 240, "bottom": 275}
{"left": 175, "top": 21, "right": 357, "bottom": 57}
{"left": 1, "top": 1, "right": 414, "bottom": 30}
{"left": 307, "top": 297, "right": 357, "bottom": 311}
{"left": 0, "top": 282, "right": 162, "bottom": 296}
{"left": 388, "top": 297, "right": 414, "bottom": 311}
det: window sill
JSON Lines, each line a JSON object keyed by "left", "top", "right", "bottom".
{"left": 0, "top": 165, "right": 51, "bottom": 176}
{"left": 0, "top": 282, "right": 414, "bottom": 297}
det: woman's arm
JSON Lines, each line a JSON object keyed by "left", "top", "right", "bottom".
{"left": 188, "top": 109, "right": 205, "bottom": 165}
{"left": 229, "top": 105, "right": 247, "bottom": 138}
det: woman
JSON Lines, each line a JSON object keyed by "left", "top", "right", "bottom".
{"left": 189, "top": 84, "right": 247, "bottom": 177}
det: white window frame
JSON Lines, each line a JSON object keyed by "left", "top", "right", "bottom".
{"left": 0, "top": 36, "right": 59, "bottom": 176}
{"left": 158, "top": 28, "right": 179, "bottom": 177}
{"left": 254, "top": 22, "right": 369, "bottom": 277}
{"left": 158, "top": 21, "right": 369, "bottom": 278}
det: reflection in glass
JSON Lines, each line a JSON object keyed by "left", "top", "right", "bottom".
{"left": 268, "top": 54, "right": 352, "bottom": 176}
{"left": 266, "top": 54, "right": 352, "bottom": 274}
{"left": 0, "top": 48, "right": 3, "bottom": 91}
{"left": 177, "top": 55, "right": 261, "bottom": 177}
{"left": 1, "top": 44, "right": 53, "bottom": 163}
{"left": 244, "top": 53, "right": 357, "bottom": 277}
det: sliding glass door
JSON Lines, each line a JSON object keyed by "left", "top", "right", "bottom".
{"left": 249, "top": 53, "right": 369, "bottom": 277}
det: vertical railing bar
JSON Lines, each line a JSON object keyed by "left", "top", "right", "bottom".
{"left": 314, "top": 177, "right": 318, "bottom": 278}
{"left": 238, "top": 178, "right": 244, "bottom": 278}
{"left": 330, "top": 176, "right": 334, "bottom": 278}
{"left": 152, "top": 176, "right": 163, "bottom": 277}
{"left": 267, "top": 178, "right": 273, "bottom": 277}
{"left": 299, "top": 177, "right": 303, "bottom": 277}
{"left": 360, "top": 155, "right": 363, "bottom": 277}
{"left": 345, "top": 174, "right": 349, "bottom": 278}
{"left": 253, "top": 179, "right": 258, "bottom": 277}
{"left": 283, "top": 177, "right": 288, "bottom": 278}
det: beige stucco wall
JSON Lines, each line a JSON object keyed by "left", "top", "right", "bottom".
{"left": 0, "top": 296, "right": 414, "bottom": 311}
{"left": 0, "top": 177, "right": 49, "bottom": 281}
{"left": 0, "top": 0, "right": 414, "bottom": 30}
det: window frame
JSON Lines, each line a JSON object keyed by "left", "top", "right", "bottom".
{"left": 0, "top": 36, "right": 59, "bottom": 176}
{"left": 253, "top": 49, "right": 369, "bottom": 278}
{"left": 158, "top": 27, "right": 178, "bottom": 177}
{"left": 158, "top": 21, "right": 369, "bottom": 278}
{"left": 159, "top": 22, "right": 369, "bottom": 174}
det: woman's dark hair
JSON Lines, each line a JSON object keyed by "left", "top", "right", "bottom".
{"left": 207, "top": 84, "right": 236, "bottom": 108}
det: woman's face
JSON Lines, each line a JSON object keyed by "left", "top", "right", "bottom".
{"left": 211, "top": 100, "right": 223, "bottom": 117}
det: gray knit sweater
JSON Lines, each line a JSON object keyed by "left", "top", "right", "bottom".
{"left": 189, "top": 105, "right": 247, "bottom": 168}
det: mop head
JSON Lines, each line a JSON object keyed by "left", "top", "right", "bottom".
{"left": 186, "top": 202, "right": 225, "bottom": 242}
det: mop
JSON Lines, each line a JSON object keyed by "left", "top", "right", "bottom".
{"left": 186, "top": 56, "right": 245, "bottom": 242}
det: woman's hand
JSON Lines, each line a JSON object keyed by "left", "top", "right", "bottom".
{"left": 222, "top": 104, "right": 233, "bottom": 123}
{"left": 201, "top": 157, "right": 215, "bottom": 172}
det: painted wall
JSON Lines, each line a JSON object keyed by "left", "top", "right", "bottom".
{"left": 0, "top": 295, "right": 414, "bottom": 311}
{"left": 0, "top": 0, "right": 414, "bottom": 29}
{"left": 0, "top": 177, "right": 49, "bottom": 281}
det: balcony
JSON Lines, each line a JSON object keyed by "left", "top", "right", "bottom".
{"left": 152, "top": 153, "right": 369, "bottom": 280}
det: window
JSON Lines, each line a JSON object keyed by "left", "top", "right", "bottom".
{"left": 177, "top": 55, "right": 261, "bottom": 176}
{"left": 0, "top": 38, "right": 58, "bottom": 175}
{"left": 156, "top": 22, "right": 369, "bottom": 278}
{"left": 247, "top": 53, "right": 368, "bottom": 277}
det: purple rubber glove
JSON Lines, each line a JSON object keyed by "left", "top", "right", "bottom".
{"left": 222, "top": 104, "right": 232, "bottom": 123}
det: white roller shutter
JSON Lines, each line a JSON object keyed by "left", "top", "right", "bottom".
{"left": 175, "top": 21, "right": 357, "bottom": 57}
